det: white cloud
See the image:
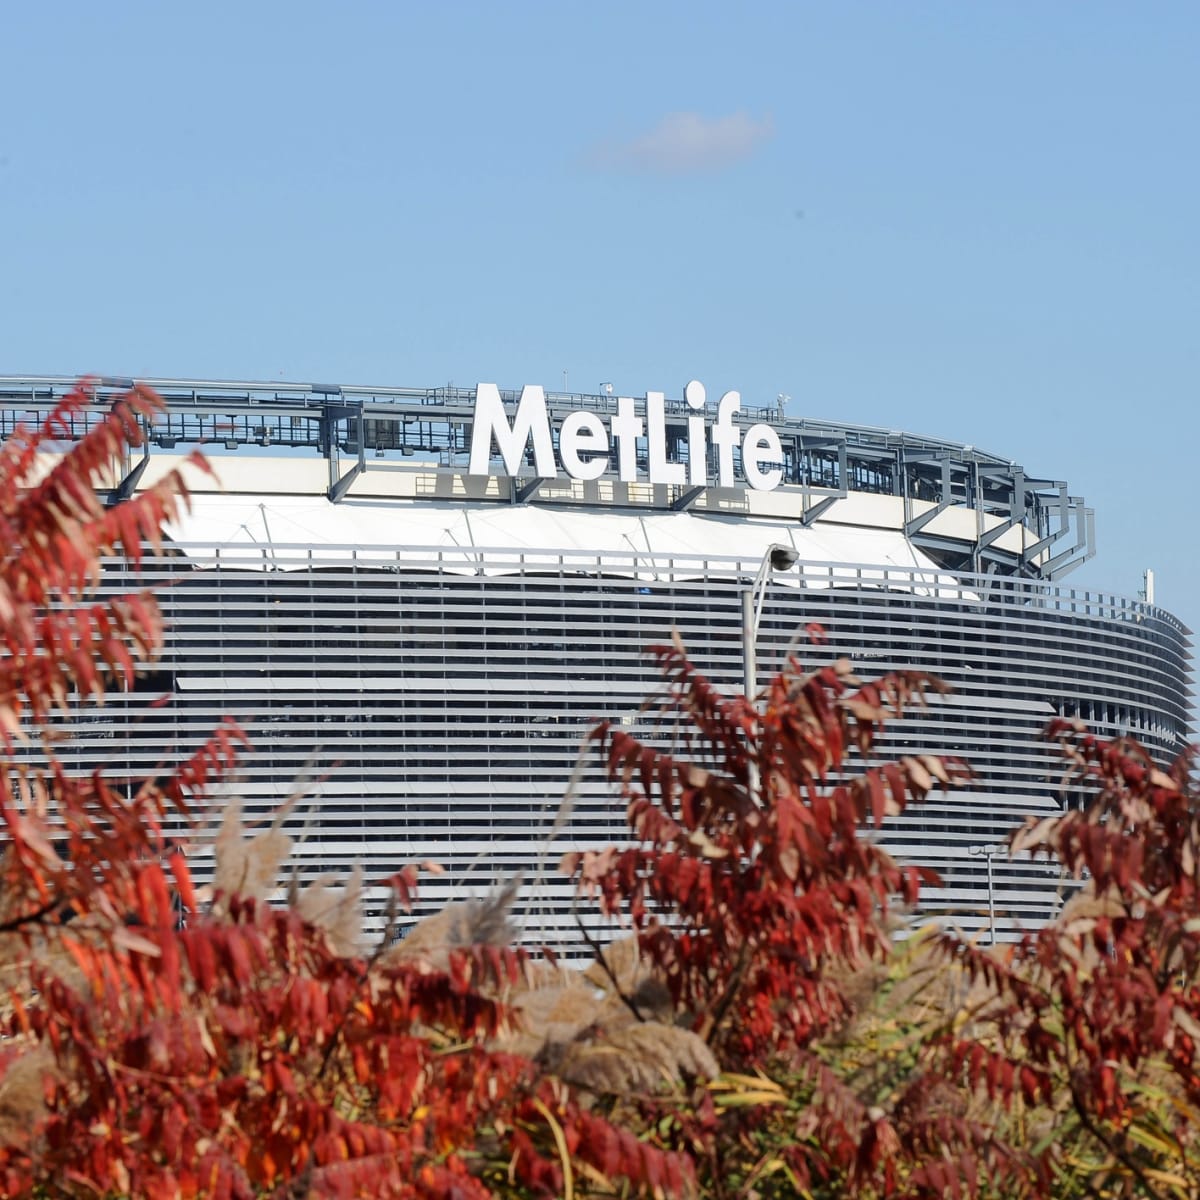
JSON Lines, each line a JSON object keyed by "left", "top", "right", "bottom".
{"left": 593, "top": 111, "right": 774, "bottom": 175}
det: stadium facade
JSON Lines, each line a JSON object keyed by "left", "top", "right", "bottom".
{"left": 3, "top": 375, "right": 1192, "bottom": 947}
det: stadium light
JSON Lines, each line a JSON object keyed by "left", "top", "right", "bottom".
{"left": 742, "top": 544, "right": 799, "bottom": 807}
{"left": 742, "top": 543, "right": 799, "bottom": 701}
{"left": 968, "top": 843, "right": 1005, "bottom": 946}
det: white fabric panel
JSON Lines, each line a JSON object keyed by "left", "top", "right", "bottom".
{"left": 165, "top": 493, "right": 970, "bottom": 597}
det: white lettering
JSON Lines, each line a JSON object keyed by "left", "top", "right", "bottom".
{"left": 711, "top": 390, "right": 742, "bottom": 488}
{"left": 646, "top": 391, "right": 686, "bottom": 486}
{"left": 742, "top": 423, "right": 784, "bottom": 490}
{"left": 684, "top": 380, "right": 707, "bottom": 486}
{"left": 558, "top": 411, "right": 609, "bottom": 480}
{"left": 466, "top": 380, "right": 783, "bottom": 493}
{"left": 611, "top": 396, "right": 643, "bottom": 483}
{"left": 468, "top": 383, "right": 558, "bottom": 478}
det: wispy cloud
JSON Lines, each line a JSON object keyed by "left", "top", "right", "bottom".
{"left": 592, "top": 111, "right": 774, "bottom": 175}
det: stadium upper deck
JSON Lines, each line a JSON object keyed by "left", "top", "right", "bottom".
{"left": 1, "top": 374, "right": 1094, "bottom": 581}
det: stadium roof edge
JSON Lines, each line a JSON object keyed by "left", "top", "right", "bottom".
{"left": 0, "top": 374, "right": 1094, "bottom": 582}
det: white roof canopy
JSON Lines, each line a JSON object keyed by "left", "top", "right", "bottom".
{"left": 166, "top": 494, "right": 974, "bottom": 599}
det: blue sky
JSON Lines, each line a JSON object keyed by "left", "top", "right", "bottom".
{"left": 2, "top": 3, "right": 1197, "bottom": 644}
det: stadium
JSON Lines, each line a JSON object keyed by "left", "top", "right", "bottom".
{"left": 3, "top": 374, "right": 1192, "bottom": 948}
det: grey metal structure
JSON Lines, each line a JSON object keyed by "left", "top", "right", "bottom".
{"left": 2, "top": 376, "right": 1190, "bottom": 949}
{"left": 1, "top": 375, "right": 1094, "bottom": 579}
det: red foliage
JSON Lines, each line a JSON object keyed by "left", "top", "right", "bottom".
{"left": 564, "top": 641, "right": 1054, "bottom": 1196}
{"left": 567, "top": 639, "right": 1200, "bottom": 1194}
{"left": 0, "top": 383, "right": 692, "bottom": 1199}
{"left": 567, "top": 642, "right": 967, "bottom": 1068}
{"left": 4, "top": 380, "right": 1199, "bottom": 1198}
{"left": 967, "top": 724, "right": 1200, "bottom": 1188}
{"left": 0, "top": 382, "right": 207, "bottom": 738}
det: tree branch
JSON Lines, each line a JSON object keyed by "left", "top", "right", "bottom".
{"left": 1070, "top": 1077, "right": 1163, "bottom": 1200}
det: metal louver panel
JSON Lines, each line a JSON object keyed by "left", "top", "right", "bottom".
{"left": 47, "top": 545, "right": 1191, "bottom": 954}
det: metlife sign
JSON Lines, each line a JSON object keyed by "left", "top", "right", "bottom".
{"left": 467, "top": 380, "right": 784, "bottom": 492}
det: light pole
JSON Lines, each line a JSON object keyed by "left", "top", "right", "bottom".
{"left": 741, "top": 545, "right": 799, "bottom": 807}
{"left": 968, "top": 843, "right": 1004, "bottom": 946}
{"left": 742, "top": 543, "right": 800, "bottom": 701}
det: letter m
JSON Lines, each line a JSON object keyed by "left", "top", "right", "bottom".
{"left": 468, "top": 384, "right": 558, "bottom": 478}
